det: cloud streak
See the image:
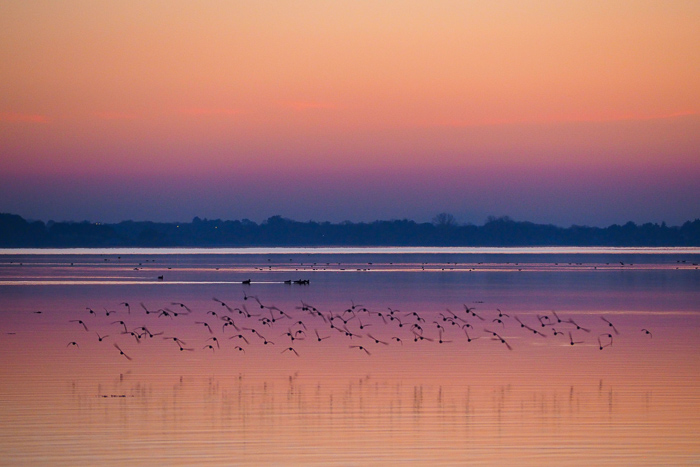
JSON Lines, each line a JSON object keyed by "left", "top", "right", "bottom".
{"left": 179, "top": 107, "right": 241, "bottom": 117}
{"left": 0, "top": 112, "right": 50, "bottom": 123}
{"left": 280, "top": 101, "right": 337, "bottom": 111}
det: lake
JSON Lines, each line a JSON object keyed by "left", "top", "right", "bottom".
{"left": 1, "top": 248, "right": 699, "bottom": 465}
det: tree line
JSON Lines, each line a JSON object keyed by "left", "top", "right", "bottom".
{"left": 1, "top": 212, "right": 699, "bottom": 247}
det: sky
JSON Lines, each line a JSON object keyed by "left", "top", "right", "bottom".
{"left": 1, "top": 0, "right": 699, "bottom": 227}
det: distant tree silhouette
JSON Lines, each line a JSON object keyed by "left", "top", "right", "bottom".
{"left": 0, "top": 212, "right": 698, "bottom": 247}
{"left": 432, "top": 212, "right": 457, "bottom": 228}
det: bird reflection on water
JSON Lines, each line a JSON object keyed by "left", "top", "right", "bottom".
{"left": 2, "top": 250, "right": 698, "bottom": 466}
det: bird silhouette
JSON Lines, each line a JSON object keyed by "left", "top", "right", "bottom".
{"left": 113, "top": 343, "right": 132, "bottom": 360}
{"left": 598, "top": 333, "right": 613, "bottom": 350}
{"left": 367, "top": 333, "right": 388, "bottom": 345}
{"left": 568, "top": 332, "right": 584, "bottom": 346}
{"left": 228, "top": 334, "right": 250, "bottom": 344}
{"left": 69, "top": 319, "right": 89, "bottom": 331}
{"left": 484, "top": 328, "right": 512, "bottom": 350}
{"left": 140, "top": 302, "right": 156, "bottom": 315}
{"left": 171, "top": 302, "right": 191, "bottom": 312}
{"left": 282, "top": 347, "right": 300, "bottom": 356}
{"left": 194, "top": 321, "right": 213, "bottom": 334}
{"left": 314, "top": 329, "right": 331, "bottom": 342}
{"left": 565, "top": 318, "right": 591, "bottom": 333}
{"left": 112, "top": 320, "right": 128, "bottom": 332}
{"left": 601, "top": 317, "right": 620, "bottom": 335}
{"left": 350, "top": 345, "right": 371, "bottom": 355}
{"left": 206, "top": 337, "right": 221, "bottom": 349}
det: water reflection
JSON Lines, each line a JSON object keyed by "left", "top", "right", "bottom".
{"left": 1, "top": 250, "right": 699, "bottom": 465}
{"left": 1, "top": 368, "right": 693, "bottom": 466}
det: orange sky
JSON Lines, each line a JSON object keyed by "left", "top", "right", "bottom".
{"left": 1, "top": 1, "right": 698, "bottom": 225}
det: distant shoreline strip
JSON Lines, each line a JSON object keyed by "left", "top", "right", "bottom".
{"left": 1, "top": 247, "right": 699, "bottom": 255}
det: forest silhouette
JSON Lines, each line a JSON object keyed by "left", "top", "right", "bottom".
{"left": 1, "top": 212, "right": 698, "bottom": 247}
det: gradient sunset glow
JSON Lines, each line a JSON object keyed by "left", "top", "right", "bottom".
{"left": 1, "top": 1, "right": 698, "bottom": 226}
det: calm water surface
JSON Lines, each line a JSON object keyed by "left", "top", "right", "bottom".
{"left": 1, "top": 248, "right": 699, "bottom": 465}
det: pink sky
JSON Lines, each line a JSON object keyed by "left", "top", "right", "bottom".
{"left": 1, "top": 1, "right": 698, "bottom": 225}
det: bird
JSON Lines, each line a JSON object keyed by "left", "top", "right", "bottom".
{"left": 464, "top": 305, "right": 485, "bottom": 321}
{"left": 206, "top": 337, "right": 221, "bottom": 349}
{"left": 601, "top": 317, "right": 620, "bottom": 335}
{"left": 228, "top": 334, "right": 250, "bottom": 344}
{"left": 445, "top": 308, "right": 466, "bottom": 323}
{"left": 314, "top": 329, "right": 331, "bottom": 342}
{"left": 463, "top": 330, "right": 479, "bottom": 342}
{"left": 281, "top": 328, "right": 304, "bottom": 342}
{"left": 405, "top": 311, "right": 425, "bottom": 323}
{"left": 641, "top": 328, "right": 653, "bottom": 338}
{"left": 122, "top": 331, "right": 141, "bottom": 343}
{"left": 437, "top": 330, "right": 452, "bottom": 344}
{"left": 140, "top": 302, "right": 156, "bottom": 315}
{"left": 67, "top": 341, "right": 80, "bottom": 348}
{"left": 233, "top": 306, "right": 253, "bottom": 318}
{"left": 514, "top": 316, "right": 546, "bottom": 337}
{"left": 243, "top": 291, "right": 258, "bottom": 302}
{"left": 111, "top": 320, "right": 128, "bottom": 332}
{"left": 113, "top": 343, "right": 132, "bottom": 360}
{"left": 212, "top": 297, "right": 233, "bottom": 312}
{"left": 222, "top": 321, "right": 240, "bottom": 333}
{"left": 537, "top": 314, "right": 554, "bottom": 327}
{"left": 136, "top": 326, "right": 162, "bottom": 339}
{"left": 484, "top": 329, "right": 512, "bottom": 350}
{"left": 568, "top": 332, "right": 584, "bottom": 346}
{"left": 69, "top": 319, "right": 89, "bottom": 331}
{"left": 282, "top": 347, "right": 300, "bottom": 356}
{"left": 350, "top": 345, "right": 371, "bottom": 355}
{"left": 367, "top": 333, "right": 388, "bottom": 345}
{"left": 565, "top": 318, "right": 591, "bottom": 333}
{"left": 164, "top": 336, "right": 187, "bottom": 346}
{"left": 95, "top": 332, "right": 109, "bottom": 342}
{"left": 341, "top": 325, "right": 361, "bottom": 339}
{"left": 412, "top": 330, "right": 434, "bottom": 343}
{"left": 390, "top": 316, "right": 405, "bottom": 328}
{"left": 598, "top": 333, "right": 613, "bottom": 350}
{"left": 171, "top": 302, "right": 191, "bottom": 312}
{"left": 194, "top": 321, "right": 213, "bottom": 334}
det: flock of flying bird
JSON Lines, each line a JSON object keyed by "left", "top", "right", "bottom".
{"left": 61, "top": 291, "right": 654, "bottom": 361}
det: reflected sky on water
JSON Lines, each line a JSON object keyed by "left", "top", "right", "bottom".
{"left": 1, "top": 249, "right": 699, "bottom": 465}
